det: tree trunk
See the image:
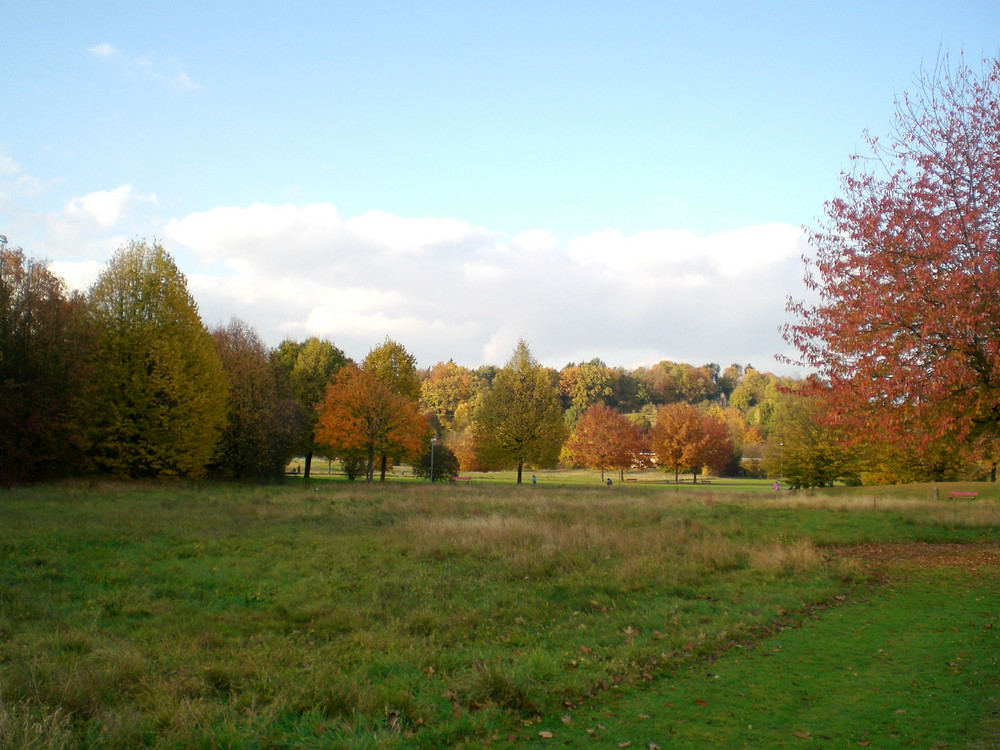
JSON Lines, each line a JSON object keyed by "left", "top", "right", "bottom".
{"left": 516, "top": 460, "right": 523, "bottom": 484}
{"left": 992, "top": 462, "right": 997, "bottom": 483}
{"left": 674, "top": 467, "right": 679, "bottom": 483}
{"left": 303, "top": 451, "right": 313, "bottom": 479}
{"left": 366, "top": 444, "right": 375, "bottom": 482}
{"left": 379, "top": 452, "right": 388, "bottom": 482}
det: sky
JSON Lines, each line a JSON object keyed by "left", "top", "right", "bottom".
{"left": 2, "top": 1, "right": 998, "bottom": 373}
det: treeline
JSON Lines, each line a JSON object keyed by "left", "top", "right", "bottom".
{"left": 3, "top": 240, "right": 990, "bottom": 488}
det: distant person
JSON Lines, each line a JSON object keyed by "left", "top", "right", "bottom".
{"left": 606, "top": 478, "right": 613, "bottom": 486}
{"left": 773, "top": 481, "right": 780, "bottom": 491}
{"left": 531, "top": 474, "right": 537, "bottom": 485}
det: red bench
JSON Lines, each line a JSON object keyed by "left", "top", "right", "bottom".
{"left": 947, "top": 491, "right": 979, "bottom": 499}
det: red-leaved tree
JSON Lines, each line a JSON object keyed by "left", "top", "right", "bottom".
{"left": 564, "top": 403, "right": 649, "bottom": 482}
{"left": 784, "top": 55, "right": 1000, "bottom": 462}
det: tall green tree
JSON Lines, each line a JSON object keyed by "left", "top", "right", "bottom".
{"left": 210, "top": 319, "right": 298, "bottom": 480}
{"left": 0, "top": 248, "right": 91, "bottom": 485}
{"left": 87, "top": 240, "right": 227, "bottom": 478}
{"left": 272, "top": 337, "right": 348, "bottom": 478}
{"left": 473, "top": 340, "right": 567, "bottom": 484}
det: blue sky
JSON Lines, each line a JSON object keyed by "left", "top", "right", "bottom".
{"left": 2, "top": 1, "right": 998, "bottom": 371}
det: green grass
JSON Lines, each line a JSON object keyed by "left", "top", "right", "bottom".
{"left": 1, "top": 480, "right": 998, "bottom": 748}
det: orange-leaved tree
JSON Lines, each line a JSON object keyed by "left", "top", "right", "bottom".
{"left": 564, "top": 403, "right": 649, "bottom": 482}
{"left": 784, "top": 55, "right": 1000, "bottom": 458}
{"left": 315, "top": 363, "right": 429, "bottom": 482}
{"left": 650, "top": 402, "right": 731, "bottom": 483}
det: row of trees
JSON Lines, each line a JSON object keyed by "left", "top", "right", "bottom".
{"left": 0, "top": 237, "right": 795, "bottom": 486}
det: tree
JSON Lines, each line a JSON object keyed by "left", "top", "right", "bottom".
{"left": 420, "top": 360, "right": 487, "bottom": 432}
{"left": 762, "top": 387, "right": 857, "bottom": 488}
{"left": 363, "top": 339, "right": 424, "bottom": 481}
{"left": 87, "top": 240, "right": 227, "bottom": 478}
{"left": 315, "top": 363, "right": 429, "bottom": 482}
{"left": 559, "top": 359, "right": 613, "bottom": 425}
{"left": 564, "top": 403, "right": 649, "bottom": 481}
{"left": 785, "top": 55, "right": 1000, "bottom": 452}
{"left": 272, "top": 337, "right": 348, "bottom": 478}
{"left": 473, "top": 340, "right": 567, "bottom": 483}
{"left": 210, "top": 319, "right": 298, "bottom": 480}
{"left": 412, "top": 443, "right": 461, "bottom": 481}
{"left": 0, "top": 248, "right": 91, "bottom": 485}
{"left": 649, "top": 403, "right": 731, "bottom": 483}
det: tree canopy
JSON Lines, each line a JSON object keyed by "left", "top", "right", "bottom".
{"left": 785, "top": 55, "right": 1000, "bottom": 452}
{"left": 87, "top": 240, "right": 228, "bottom": 478}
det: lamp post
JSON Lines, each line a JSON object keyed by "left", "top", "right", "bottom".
{"left": 430, "top": 437, "right": 437, "bottom": 483}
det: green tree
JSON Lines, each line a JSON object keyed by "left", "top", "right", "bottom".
{"left": 412, "top": 443, "right": 461, "bottom": 481}
{"left": 273, "top": 337, "right": 348, "bottom": 478}
{"left": 0, "top": 248, "right": 92, "bottom": 485}
{"left": 210, "top": 319, "right": 298, "bottom": 480}
{"left": 763, "top": 387, "right": 857, "bottom": 488}
{"left": 473, "top": 340, "right": 567, "bottom": 484}
{"left": 87, "top": 240, "right": 227, "bottom": 478}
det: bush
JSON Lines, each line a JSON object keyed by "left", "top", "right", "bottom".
{"left": 412, "top": 445, "right": 460, "bottom": 481}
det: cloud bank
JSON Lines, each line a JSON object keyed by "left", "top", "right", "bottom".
{"left": 3, "top": 156, "right": 810, "bottom": 370}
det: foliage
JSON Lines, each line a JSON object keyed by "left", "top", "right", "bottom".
{"left": 785, "top": 55, "right": 1000, "bottom": 451}
{"left": 559, "top": 359, "right": 613, "bottom": 425}
{"left": 411, "top": 442, "right": 461, "bottom": 481}
{"left": 762, "top": 387, "right": 857, "bottom": 488}
{"left": 650, "top": 402, "right": 732, "bottom": 482}
{"left": 209, "top": 319, "right": 299, "bottom": 480}
{"left": 0, "top": 248, "right": 91, "bottom": 485}
{"left": 420, "top": 360, "right": 486, "bottom": 432}
{"left": 472, "top": 340, "right": 567, "bottom": 483}
{"left": 86, "top": 240, "right": 227, "bottom": 478}
{"left": 564, "top": 402, "right": 650, "bottom": 481}
{"left": 315, "top": 363, "right": 429, "bottom": 481}
{"left": 271, "top": 337, "right": 348, "bottom": 478}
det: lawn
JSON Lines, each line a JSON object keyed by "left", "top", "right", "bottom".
{"left": 1, "top": 479, "right": 998, "bottom": 748}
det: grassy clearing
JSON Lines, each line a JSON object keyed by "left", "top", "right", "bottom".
{"left": 0, "top": 481, "right": 998, "bottom": 748}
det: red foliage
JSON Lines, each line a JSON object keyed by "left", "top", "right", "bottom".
{"left": 785, "top": 55, "right": 1000, "bottom": 446}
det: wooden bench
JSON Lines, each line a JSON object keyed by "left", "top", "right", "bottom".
{"left": 451, "top": 476, "right": 472, "bottom": 483}
{"left": 626, "top": 478, "right": 638, "bottom": 483}
{"left": 947, "top": 491, "right": 979, "bottom": 499}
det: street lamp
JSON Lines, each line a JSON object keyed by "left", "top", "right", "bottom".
{"left": 0, "top": 235, "right": 7, "bottom": 250}
{"left": 430, "top": 437, "right": 438, "bottom": 483}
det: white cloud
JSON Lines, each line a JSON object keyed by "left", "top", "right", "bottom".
{"left": 160, "top": 202, "right": 810, "bottom": 370}
{"left": 87, "top": 42, "right": 118, "bottom": 59}
{"left": 87, "top": 42, "right": 199, "bottom": 91}
{"left": 65, "top": 185, "right": 156, "bottom": 228}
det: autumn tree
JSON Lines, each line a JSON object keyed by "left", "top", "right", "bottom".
{"left": 559, "top": 359, "right": 613, "bottom": 425}
{"left": 363, "top": 339, "right": 424, "bottom": 480}
{"left": 0, "top": 248, "right": 92, "bottom": 485}
{"left": 420, "top": 360, "right": 486, "bottom": 432}
{"left": 650, "top": 402, "right": 731, "bottom": 483}
{"left": 473, "top": 340, "right": 567, "bottom": 483}
{"left": 762, "top": 387, "right": 857, "bottom": 488}
{"left": 87, "top": 240, "right": 227, "bottom": 478}
{"left": 315, "top": 363, "right": 429, "bottom": 482}
{"left": 785, "top": 55, "right": 1000, "bottom": 454}
{"left": 564, "top": 403, "right": 649, "bottom": 482}
{"left": 209, "top": 319, "right": 298, "bottom": 480}
{"left": 272, "top": 337, "right": 348, "bottom": 478}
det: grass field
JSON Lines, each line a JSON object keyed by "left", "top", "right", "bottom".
{"left": 1, "top": 478, "right": 998, "bottom": 748}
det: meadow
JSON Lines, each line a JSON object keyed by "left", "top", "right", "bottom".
{"left": 1, "top": 476, "right": 998, "bottom": 748}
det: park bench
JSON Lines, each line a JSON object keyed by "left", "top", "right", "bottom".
{"left": 626, "top": 478, "right": 638, "bottom": 483}
{"left": 451, "top": 476, "right": 472, "bottom": 483}
{"left": 947, "top": 490, "right": 979, "bottom": 499}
